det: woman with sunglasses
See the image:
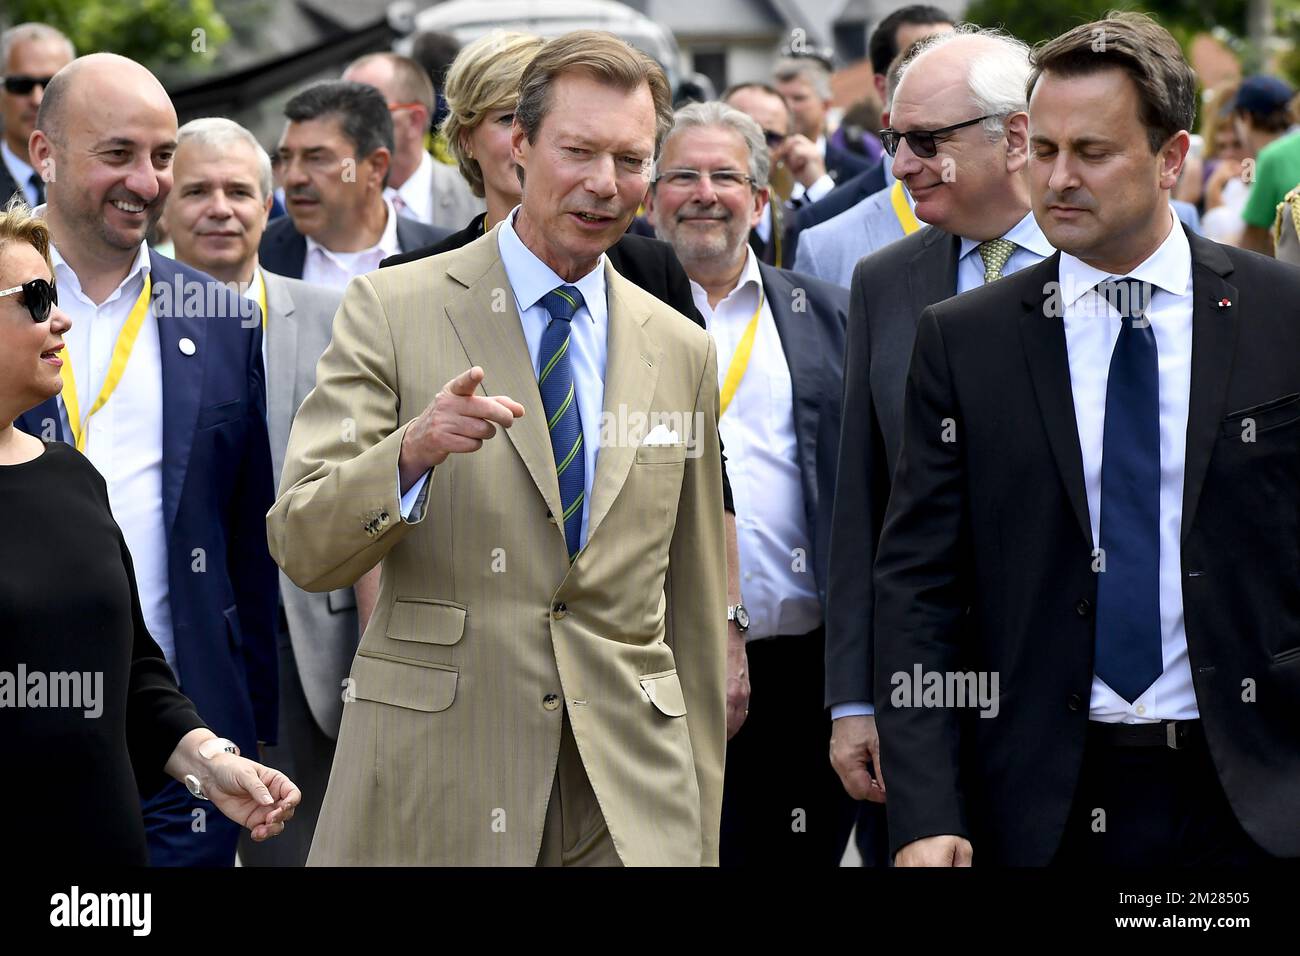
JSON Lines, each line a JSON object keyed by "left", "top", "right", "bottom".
{"left": 0, "top": 202, "right": 301, "bottom": 863}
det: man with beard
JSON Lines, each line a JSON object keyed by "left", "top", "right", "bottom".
{"left": 645, "top": 101, "right": 854, "bottom": 866}
{"left": 17, "top": 54, "right": 279, "bottom": 866}
{"left": 268, "top": 31, "right": 728, "bottom": 865}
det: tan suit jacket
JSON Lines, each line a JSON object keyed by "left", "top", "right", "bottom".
{"left": 267, "top": 224, "right": 727, "bottom": 865}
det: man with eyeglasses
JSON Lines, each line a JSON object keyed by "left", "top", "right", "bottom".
{"left": 0, "top": 23, "right": 74, "bottom": 207}
{"left": 259, "top": 80, "right": 446, "bottom": 289}
{"left": 824, "top": 26, "right": 1055, "bottom": 852}
{"left": 645, "top": 101, "right": 855, "bottom": 867}
{"left": 342, "top": 52, "right": 482, "bottom": 231}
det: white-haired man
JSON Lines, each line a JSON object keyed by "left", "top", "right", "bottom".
{"left": 824, "top": 26, "right": 1055, "bottom": 832}
{"left": 162, "top": 116, "right": 355, "bottom": 864}
{"left": 645, "top": 100, "right": 854, "bottom": 866}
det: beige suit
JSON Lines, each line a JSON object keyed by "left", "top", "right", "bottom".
{"left": 267, "top": 224, "right": 727, "bottom": 865}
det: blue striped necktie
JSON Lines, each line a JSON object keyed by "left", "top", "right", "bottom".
{"left": 1093, "top": 277, "right": 1163, "bottom": 702}
{"left": 537, "top": 285, "right": 586, "bottom": 561}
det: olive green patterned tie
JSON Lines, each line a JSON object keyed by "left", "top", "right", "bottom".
{"left": 977, "top": 238, "right": 1017, "bottom": 283}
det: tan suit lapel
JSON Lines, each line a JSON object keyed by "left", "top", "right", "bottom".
{"left": 586, "top": 263, "right": 661, "bottom": 541}
{"left": 443, "top": 227, "right": 566, "bottom": 527}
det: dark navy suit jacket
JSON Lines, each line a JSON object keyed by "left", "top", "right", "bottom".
{"left": 259, "top": 212, "right": 447, "bottom": 280}
{"left": 786, "top": 160, "right": 888, "bottom": 264}
{"left": 756, "top": 262, "right": 849, "bottom": 606}
{"left": 16, "top": 251, "right": 279, "bottom": 755}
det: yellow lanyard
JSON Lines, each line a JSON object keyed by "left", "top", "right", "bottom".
{"left": 60, "top": 276, "right": 152, "bottom": 452}
{"left": 718, "top": 288, "right": 764, "bottom": 417}
{"left": 256, "top": 269, "right": 268, "bottom": 331}
{"left": 890, "top": 180, "right": 922, "bottom": 235}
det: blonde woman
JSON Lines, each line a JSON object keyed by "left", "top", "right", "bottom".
{"left": 0, "top": 203, "right": 301, "bottom": 863}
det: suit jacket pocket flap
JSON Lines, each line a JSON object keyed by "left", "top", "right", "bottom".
{"left": 1221, "top": 392, "right": 1300, "bottom": 436}
{"left": 351, "top": 654, "right": 457, "bottom": 713}
{"left": 635, "top": 443, "right": 687, "bottom": 465}
{"left": 387, "top": 598, "right": 466, "bottom": 645}
{"left": 639, "top": 670, "right": 687, "bottom": 717}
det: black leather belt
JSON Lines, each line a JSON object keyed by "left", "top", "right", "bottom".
{"left": 1088, "top": 719, "right": 1204, "bottom": 750}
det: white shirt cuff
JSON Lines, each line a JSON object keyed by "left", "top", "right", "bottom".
{"left": 832, "top": 701, "right": 874, "bottom": 719}
{"left": 804, "top": 174, "right": 835, "bottom": 203}
{"left": 399, "top": 468, "right": 431, "bottom": 521}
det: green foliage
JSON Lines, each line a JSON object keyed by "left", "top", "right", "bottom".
{"left": 963, "top": 0, "right": 1249, "bottom": 48}
{"left": 2, "top": 0, "right": 231, "bottom": 73}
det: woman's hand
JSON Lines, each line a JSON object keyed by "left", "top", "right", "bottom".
{"left": 204, "top": 754, "right": 301, "bottom": 841}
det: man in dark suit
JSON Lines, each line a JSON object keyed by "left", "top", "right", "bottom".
{"left": 17, "top": 54, "right": 278, "bottom": 866}
{"left": 260, "top": 80, "right": 446, "bottom": 286}
{"left": 874, "top": 13, "right": 1300, "bottom": 866}
{"left": 824, "top": 28, "right": 1052, "bottom": 865}
{"left": 646, "top": 101, "right": 855, "bottom": 865}
{"left": 773, "top": 56, "right": 873, "bottom": 185}
{"left": 0, "top": 22, "right": 74, "bottom": 206}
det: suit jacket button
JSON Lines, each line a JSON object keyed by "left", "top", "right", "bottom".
{"left": 543, "top": 693, "right": 560, "bottom": 711}
{"left": 1067, "top": 693, "right": 1084, "bottom": 711}
{"left": 552, "top": 602, "right": 567, "bottom": 620}
{"left": 1075, "top": 599, "right": 1092, "bottom": 617}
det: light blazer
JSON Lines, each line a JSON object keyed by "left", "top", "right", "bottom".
{"left": 793, "top": 184, "right": 908, "bottom": 289}
{"left": 426, "top": 157, "right": 485, "bottom": 231}
{"left": 267, "top": 224, "right": 728, "bottom": 866}
{"left": 262, "top": 270, "right": 356, "bottom": 738}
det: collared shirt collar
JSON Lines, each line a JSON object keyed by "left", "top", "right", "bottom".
{"left": 243, "top": 264, "right": 265, "bottom": 302}
{"left": 1058, "top": 205, "right": 1190, "bottom": 309}
{"left": 688, "top": 246, "right": 763, "bottom": 316}
{"left": 959, "top": 209, "right": 1055, "bottom": 264}
{"left": 305, "top": 197, "right": 402, "bottom": 265}
{"left": 498, "top": 205, "right": 604, "bottom": 323}
{"left": 393, "top": 151, "right": 435, "bottom": 220}
{"left": 1, "top": 139, "right": 35, "bottom": 185}
{"left": 51, "top": 239, "right": 152, "bottom": 306}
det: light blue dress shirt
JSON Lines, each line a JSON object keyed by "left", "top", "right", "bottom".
{"left": 400, "top": 209, "right": 609, "bottom": 552}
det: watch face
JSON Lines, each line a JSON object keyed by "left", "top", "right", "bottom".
{"left": 735, "top": 605, "right": 750, "bottom": 630}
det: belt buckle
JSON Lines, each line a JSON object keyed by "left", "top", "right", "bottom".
{"left": 1166, "top": 721, "right": 1181, "bottom": 750}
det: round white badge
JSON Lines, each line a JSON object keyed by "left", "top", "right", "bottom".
{"left": 178, "top": 337, "right": 196, "bottom": 356}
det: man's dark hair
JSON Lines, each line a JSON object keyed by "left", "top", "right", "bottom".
{"left": 1027, "top": 12, "right": 1196, "bottom": 155}
{"left": 869, "top": 5, "right": 952, "bottom": 75}
{"left": 284, "top": 80, "right": 395, "bottom": 159}
{"left": 410, "top": 30, "right": 463, "bottom": 91}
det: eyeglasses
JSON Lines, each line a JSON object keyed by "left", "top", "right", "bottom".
{"left": 2, "top": 75, "right": 55, "bottom": 96}
{"left": 0, "top": 278, "right": 58, "bottom": 323}
{"left": 654, "top": 169, "right": 755, "bottom": 191}
{"left": 387, "top": 102, "right": 425, "bottom": 114}
{"left": 879, "top": 114, "right": 999, "bottom": 158}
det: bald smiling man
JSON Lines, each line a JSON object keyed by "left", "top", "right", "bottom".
{"left": 16, "top": 54, "right": 280, "bottom": 867}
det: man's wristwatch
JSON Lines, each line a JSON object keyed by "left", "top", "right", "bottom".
{"left": 727, "top": 604, "right": 750, "bottom": 633}
{"left": 184, "top": 737, "right": 240, "bottom": 801}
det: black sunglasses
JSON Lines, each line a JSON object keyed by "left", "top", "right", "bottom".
{"left": 0, "top": 278, "right": 58, "bottom": 323}
{"left": 879, "top": 114, "right": 999, "bottom": 159}
{"left": 763, "top": 129, "right": 787, "bottom": 148}
{"left": 2, "top": 75, "right": 55, "bottom": 96}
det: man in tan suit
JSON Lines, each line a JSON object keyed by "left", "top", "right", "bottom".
{"left": 267, "top": 30, "right": 727, "bottom": 866}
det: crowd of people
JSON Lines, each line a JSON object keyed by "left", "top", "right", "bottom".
{"left": 0, "top": 6, "right": 1297, "bottom": 868}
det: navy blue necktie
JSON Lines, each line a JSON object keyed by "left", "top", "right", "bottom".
{"left": 537, "top": 286, "right": 586, "bottom": 561}
{"left": 1093, "top": 278, "right": 1163, "bottom": 702}
{"left": 29, "top": 172, "right": 44, "bottom": 206}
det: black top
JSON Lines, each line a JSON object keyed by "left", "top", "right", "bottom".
{"left": 382, "top": 215, "right": 735, "bottom": 514}
{"left": 0, "top": 441, "right": 206, "bottom": 864}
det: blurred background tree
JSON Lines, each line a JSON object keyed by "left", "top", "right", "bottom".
{"left": 1, "top": 0, "right": 231, "bottom": 82}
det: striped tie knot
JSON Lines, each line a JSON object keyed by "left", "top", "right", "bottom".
{"left": 977, "top": 237, "right": 1017, "bottom": 283}
{"left": 540, "top": 285, "right": 584, "bottom": 324}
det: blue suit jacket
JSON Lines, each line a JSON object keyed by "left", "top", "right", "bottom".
{"left": 756, "top": 262, "right": 849, "bottom": 605}
{"left": 786, "top": 160, "right": 887, "bottom": 265}
{"left": 258, "top": 212, "right": 448, "bottom": 280}
{"left": 16, "top": 251, "right": 279, "bottom": 754}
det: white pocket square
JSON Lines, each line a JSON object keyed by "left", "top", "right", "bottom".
{"left": 642, "top": 424, "right": 679, "bottom": 446}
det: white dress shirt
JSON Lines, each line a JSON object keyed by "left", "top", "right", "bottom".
{"left": 401, "top": 208, "right": 609, "bottom": 555}
{"left": 1059, "top": 208, "right": 1198, "bottom": 723}
{"left": 384, "top": 151, "right": 435, "bottom": 226}
{"left": 2, "top": 140, "right": 40, "bottom": 206}
{"left": 302, "top": 198, "right": 402, "bottom": 290}
{"left": 832, "top": 209, "right": 1053, "bottom": 720}
{"left": 692, "top": 249, "right": 820, "bottom": 642}
{"left": 52, "top": 241, "right": 177, "bottom": 669}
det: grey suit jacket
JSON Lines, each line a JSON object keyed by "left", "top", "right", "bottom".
{"left": 793, "top": 185, "right": 908, "bottom": 289}
{"left": 263, "top": 270, "right": 356, "bottom": 738}
{"left": 427, "top": 158, "right": 485, "bottom": 231}
{"left": 824, "top": 225, "right": 960, "bottom": 708}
